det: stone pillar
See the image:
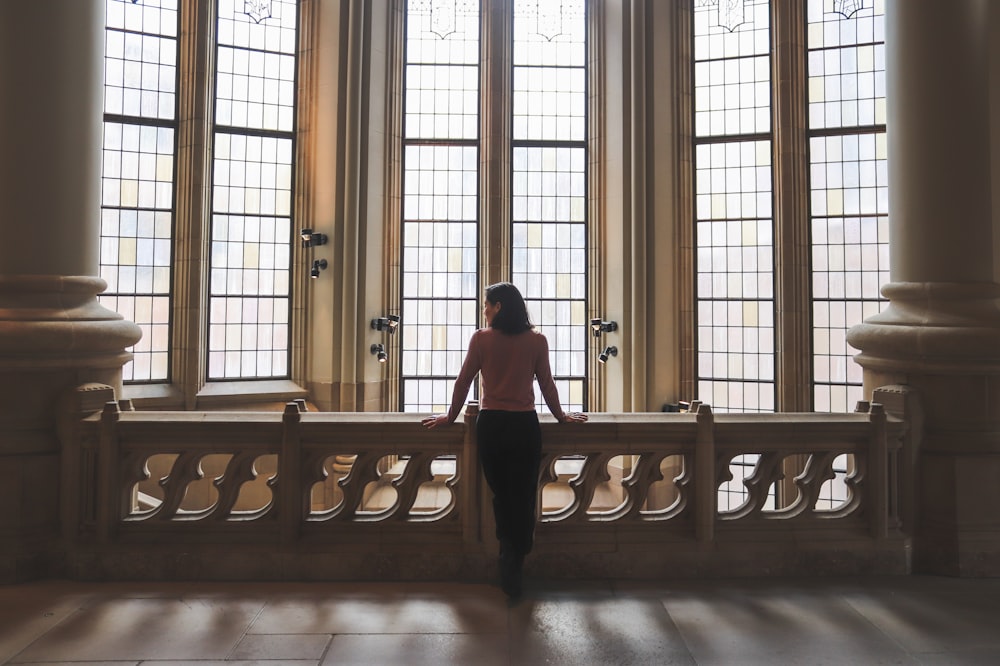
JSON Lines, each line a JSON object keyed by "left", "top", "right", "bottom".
{"left": 0, "top": 1, "right": 141, "bottom": 581}
{"left": 848, "top": 0, "right": 1000, "bottom": 576}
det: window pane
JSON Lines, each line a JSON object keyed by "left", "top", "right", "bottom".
{"left": 512, "top": 0, "right": 587, "bottom": 413}
{"left": 400, "top": 0, "right": 587, "bottom": 413}
{"left": 401, "top": 0, "right": 481, "bottom": 411}
{"left": 208, "top": 0, "right": 298, "bottom": 380}
{"left": 100, "top": 0, "right": 180, "bottom": 383}
{"left": 693, "top": 0, "right": 771, "bottom": 137}
{"left": 693, "top": 0, "right": 775, "bottom": 415}
{"left": 808, "top": 0, "right": 887, "bottom": 411}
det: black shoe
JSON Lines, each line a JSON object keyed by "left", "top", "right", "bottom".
{"left": 501, "top": 572, "right": 522, "bottom": 601}
{"left": 499, "top": 551, "right": 523, "bottom": 601}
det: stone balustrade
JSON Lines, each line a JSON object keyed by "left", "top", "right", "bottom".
{"left": 61, "top": 392, "right": 910, "bottom": 580}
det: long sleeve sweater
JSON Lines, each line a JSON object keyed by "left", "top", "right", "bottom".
{"left": 446, "top": 328, "right": 566, "bottom": 422}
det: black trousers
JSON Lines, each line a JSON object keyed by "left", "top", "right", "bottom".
{"left": 476, "top": 410, "right": 543, "bottom": 557}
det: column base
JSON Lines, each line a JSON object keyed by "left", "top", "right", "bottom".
{"left": 848, "top": 281, "right": 1000, "bottom": 374}
{"left": 0, "top": 275, "right": 141, "bottom": 582}
{"left": 849, "top": 281, "right": 1000, "bottom": 577}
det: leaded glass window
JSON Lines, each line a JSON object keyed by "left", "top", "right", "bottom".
{"left": 400, "top": 0, "right": 481, "bottom": 412}
{"left": 807, "top": 0, "right": 887, "bottom": 413}
{"left": 102, "top": 0, "right": 300, "bottom": 387}
{"left": 693, "top": 0, "right": 775, "bottom": 414}
{"left": 512, "top": 0, "right": 588, "bottom": 413}
{"left": 208, "top": 0, "right": 298, "bottom": 380}
{"left": 400, "top": 0, "right": 588, "bottom": 414}
{"left": 692, "top": 0, "right": 888, "bottom": 417}
{"left": 100, "top": 0, "right": 179, "bottom": 382}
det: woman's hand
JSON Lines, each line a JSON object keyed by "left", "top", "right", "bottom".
{"left": 558, "top": 412, "right": 588, "bottom": 423}
{"left": 421, "top": 414, "right": 451, "bottom": 429}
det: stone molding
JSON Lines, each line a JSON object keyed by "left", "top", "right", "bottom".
{"left": 848, "top": 281, "right": 1000, "bottom": 374}
{"left": 0, "top": 275, "right": 142, "bottom": 370}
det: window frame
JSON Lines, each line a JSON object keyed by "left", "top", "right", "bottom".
{"left": 109, "top": 0, "right": 310, "bottom": 408}
{"left": 395, "top": 0, "right": 595, "bottom": 414}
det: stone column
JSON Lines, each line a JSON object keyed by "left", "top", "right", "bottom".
{"left": 0, "top": 1, "right": 141, "bottom": 581}
{"left": 848, "top": 0, "right": 1000, "bottom": 576}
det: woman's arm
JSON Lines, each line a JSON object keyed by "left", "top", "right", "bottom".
{"left": 422, "top": 330, "right": 482, "bottom": 428}
{"left": 533, "top": 333, "right": 585, "bottom": 422}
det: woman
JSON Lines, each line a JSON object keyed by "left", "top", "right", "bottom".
{"left": 422, "top": 282, "right": 587, "bottom": 599}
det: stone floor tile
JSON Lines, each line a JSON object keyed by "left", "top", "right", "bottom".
{"left": 508, "top": 596, "right": 695, "bottom": 665}
{"left": 1, "top": 577, "right": 997, "bottom": 666}
{"left": 250, "top": 590, "right": 507, "bottom": 635}
{"left": 840, "top": 577, "right": 1000, "bottom": 655}
{"left": 521, "top": 577, "right": 616, "bottom": 599}
{"left": 0, "top": 584, "right": 97, "bottom": 664}
{"left": 8, "top": 662, "right": 138, "bottom": 666}
{"left": 661, "top": 585, "right": 917, "bottom": 666}
{"left": 143, "top": 661, "right": 318, "bottom": 666}
{"left": 913, "top": 648, "right": 1000, "bottom": 665}
{"left": 229, "top": 633, "right": 332, "bottom": 660}
{"left": 10, "top": 596, "right": 263, "bottom": 663}
{"left": 321, "top": 634, "right": 509, "bottom": 666}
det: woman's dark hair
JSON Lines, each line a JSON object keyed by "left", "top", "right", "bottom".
{"left": 485, "top": 282, "right": 533, "bottom": 334}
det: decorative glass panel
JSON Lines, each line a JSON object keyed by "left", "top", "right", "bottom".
{"left": 806, "top": 0, "right": 885, "bottom": 129}
{"left": 100, "top": 0, "right": 180, "bottom": 383}
{"left": 693, "top": 0, "right": 771, "bottom": 137}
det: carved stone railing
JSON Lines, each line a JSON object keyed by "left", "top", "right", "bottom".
{"left": 63, "top": 393, "right": 909, "bottom": 580}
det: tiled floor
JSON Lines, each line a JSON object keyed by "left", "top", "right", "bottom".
{"left": 2, "top": 575, "right": 999, "bottom": 665}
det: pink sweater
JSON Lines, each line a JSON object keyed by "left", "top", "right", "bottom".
{"left": 447, "top": 328, "right": 566, "bottom": 422}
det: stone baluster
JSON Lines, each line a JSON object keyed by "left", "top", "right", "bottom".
{"left": 58, "top": 383, "right": 116, "bottom": 546}
{"left": 97, "top": 402, "right": 122, "bottom": 544}
{"left": 461, "top": 401, "right": 483, "bottom": 547}
{"left": 694, "top": 403, "right": 715, "bottom": 542}
{"left": 867, "top": 403, "right": 888, "bottom": 540}
{"left": 280, "top": 402, "right": 303, "bottom": 543}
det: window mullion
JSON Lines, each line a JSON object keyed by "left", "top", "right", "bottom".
{"left": 171, "top": 0, "right": 218, "bottom": 404}
{"left": 480, "top": 0, "right": 513, "bottom": 287}
{"left": 771, "top": 0, "right": 812, "bottom": 412}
